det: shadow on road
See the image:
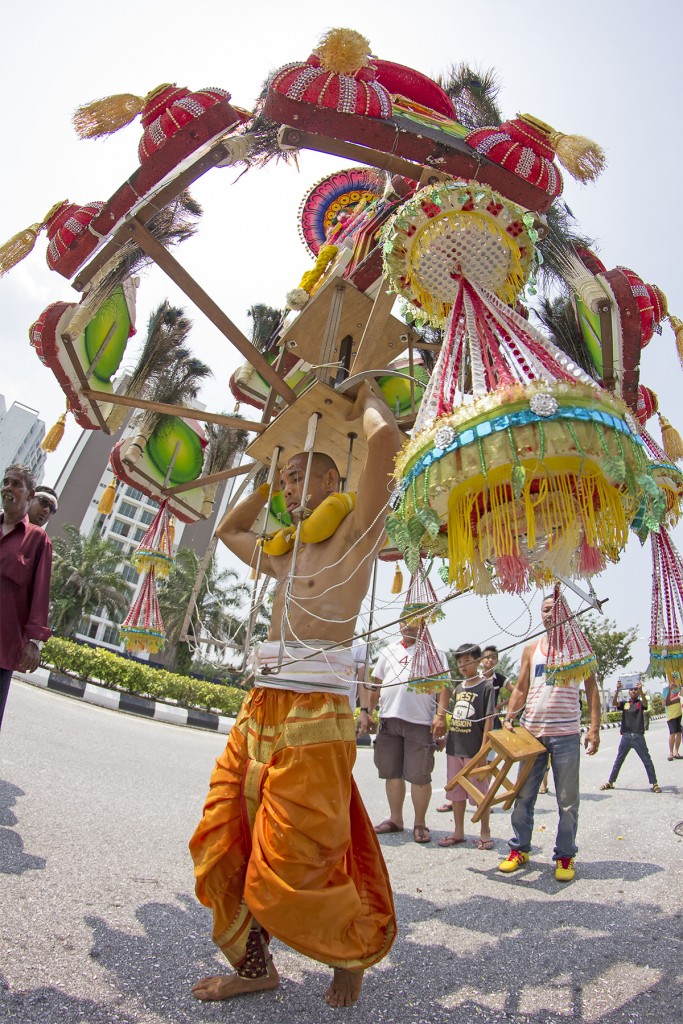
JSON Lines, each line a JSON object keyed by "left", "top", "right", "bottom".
{"left": 3, "top": 886, "right": 672, "bottom": 1024}
{"left": 0, "top": 779, "right": 46, "bottom": 875}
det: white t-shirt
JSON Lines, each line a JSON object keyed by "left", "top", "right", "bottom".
{"left": 372, "top": 640, "right": 448, "bottom": 725}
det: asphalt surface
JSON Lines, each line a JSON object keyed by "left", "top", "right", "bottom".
{"left": 1, "top": 680, "right": 682, "bottom": 1024}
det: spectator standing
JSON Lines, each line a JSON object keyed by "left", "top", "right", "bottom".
{"left": 0, "top": 464, "right": 52, "bottom": 731}
{"left": 663, "top": 680, "right": 682, "bottom": 760}
{"left": 27, "top": 485, "right": 58, "bottom": 529}
{"left": 600, "top": 680, "right": 661, "bottom": 793}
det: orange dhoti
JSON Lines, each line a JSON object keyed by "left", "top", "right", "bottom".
{"left": 189, "top": 686, "right": 397, "bottom": 971}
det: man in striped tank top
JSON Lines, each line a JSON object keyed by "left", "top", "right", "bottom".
{"left": 498, "top": 595, "right": 601, "bottom": 882}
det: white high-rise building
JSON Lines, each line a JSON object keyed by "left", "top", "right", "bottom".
{"left": 0, "top": 395, "right": 46, "bottom": 483}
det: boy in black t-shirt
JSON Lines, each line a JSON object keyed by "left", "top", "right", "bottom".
{"left": 600, "top": 681, "right": 661, "bottom": 794}
{"left": 433, "top": 644, "right": 496, "bottom": 849}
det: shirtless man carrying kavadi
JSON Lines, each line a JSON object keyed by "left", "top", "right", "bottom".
{"left": 189, "top": 382, "right": 401, "bottom": 1007}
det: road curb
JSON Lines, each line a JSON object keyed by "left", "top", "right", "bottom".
{"left": 13, "top": 668, "right": 236, "bottom": 734}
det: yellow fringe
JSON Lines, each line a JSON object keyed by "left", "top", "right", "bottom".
{"left": 0, "top": 200, "right": 67, "bottom": 276}
{"left": 298, "top": 244, "right": 339, "bottom": 294}
{"left": 659, "top": 414, "right": 683, "bottom": 462}
{"left": 314, "top": 28, "right": 371, "bottom": 74}
{"left": 446, "top": 457, "right": 631, "bottom": 592}
{"left": 669, "top": 315, "right": 683, "bottom": 369}
{"left": 391, "top": 564, "right": 404, "bottom": 594}
{"left": 97, "top": 478, "right": 117, "bottom": 514}
{"left": 41, "top": 412, "right": 67, "bottom": 453}
{"left": 518, "top": 113, "right": 606, "bottom": 183}
{"left": 73, "top": 83, "right": 172, "bottom": 139}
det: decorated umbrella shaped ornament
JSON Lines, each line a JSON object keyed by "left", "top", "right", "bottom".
{"left": 545, "top": 585, "right": 597, "bottom": 686}
{"left": 119, "top": 501, "right": 174, "bottom": 654}
{"left": 383, "top": 179, "right": 662, "bottom": 594}
{"left": 401, "top": 563, "right": 448, "bottom": 694}
{"left": 649, "top": 526, "right": 683, "bottom": 685}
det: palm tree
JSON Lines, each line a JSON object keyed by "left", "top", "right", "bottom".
{"left": 157, "top": 548, "right": 251, "bottom": 674}
{"left": 124, "top": 352, "right": 213, "bottom": 467}
{"left": 246, "top": 303, "right": 285, "bottom": 354}
{"left": 50, "top": 524, "right": 131, "bottom": 638}
{"left": 200, "top": 417, "right": 250, "bottom": 516}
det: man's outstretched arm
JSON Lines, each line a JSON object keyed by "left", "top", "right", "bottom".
{"left": 215, "top": 486, "right": 275, "bottom": 575}
{"left": 346, "top": 381, "right": 401, "bottom": 535}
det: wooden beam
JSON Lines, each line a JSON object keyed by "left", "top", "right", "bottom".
{"left": 165, "top": 461, "right": 256, "bottom": 495}
{"left": 72, "top": 134, "right": 251, "bottom": 291}
{"left": 81, "top": 389, "right": 266, "bottom": 432}
{"left": 349, "top": 281, "right": 398, "bottom": 375}
{"left": 122, "top": 217, "right": 298, "bottom": 406}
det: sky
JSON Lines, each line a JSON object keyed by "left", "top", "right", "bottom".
{"left": 2, "top": 0, "right": 683, "bottom": 681}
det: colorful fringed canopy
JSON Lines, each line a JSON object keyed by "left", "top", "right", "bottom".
{"left": 383, "top": 179, "right": 662, "bottom": 594}
{"left": 649, "top": 527, "right": 683, "bottom": 684}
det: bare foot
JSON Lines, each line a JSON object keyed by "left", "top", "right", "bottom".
{"left": 324, "top": 967, "right": 364, "bottom": 1007}
{"left": 192, "top": 962, "right": 280, "bottom": 1001}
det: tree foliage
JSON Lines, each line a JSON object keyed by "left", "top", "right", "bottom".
{"left": 50, "top": 524, "right": 131, "bottom": 638}
{"left": 582, "top": 616, "right": 639, "bottom": 684}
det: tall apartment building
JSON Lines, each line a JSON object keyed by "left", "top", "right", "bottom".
{"left": 0, "top": 395, "right": 46, "bottom": 484}
{"left": 49, "top": 414, "right": 226, "bottom": 659}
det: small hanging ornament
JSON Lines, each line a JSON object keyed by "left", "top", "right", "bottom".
{"left": 545, "top": 585, "right": 597, "bottom": 686}
{"left": 406, "top": 621, "right": 449, "bottom": 694}
{"left": 659, "top": 414, "right": 683, "bottom": 462}
{"left": 649, "top": 526, "right": 683, "bottom": 683}
{"left": 97, "top": 478, "right": 117, "bottom": 515}
{"left": 403, "top": 560, "right": 444, "bottom": 626}
{"left": 119, "top": 567, "right": 166, "bottom": 655}
{"left": 41, "top": 408, "right": 68, "bottom": 452}
{"left": 0, "top": 200, "right": 68, "bottom": 276}
{"left": 391, "top": 563, "right": 404, "bottom": 595}
{"left": 130, "top": 500, "right": 174, "bottom": 577}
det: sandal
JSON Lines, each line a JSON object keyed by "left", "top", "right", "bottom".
{"left": 474, "top": 838, "right": 494, "bottom": 850}
{"left": 374, "top": 820, "right": 404, "bottom": 834}
{"left": 437, "top": 835, "right": 466, "bottom": 848}
{"left": 436, "top": 802, "right": 453, "bottom": 812}
{"left": 600, "top": 782, "right": 614, "bottom": 790}
{"left": 413, "top": 825, "right": 431, "bottom": 844}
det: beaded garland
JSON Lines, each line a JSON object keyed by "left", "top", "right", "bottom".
{"left": 649, "top": 526, "right": 683, "bottom": 684}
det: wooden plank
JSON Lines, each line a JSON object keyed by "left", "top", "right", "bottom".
{"left": 246, "top": 381, "right": 369, "bottom": 489}
{"left": 122, "top": 218, "right": 297, "bottom": 406}
{"left": 279, "top": 273, "right": 410, "bottom": 373}
{"left": 165, "top": 461, "right": 255, "bottom": 496}
{"left": 349, "top": 281, "right": 400, "bottom": 375}
{"left": 61, "top": 337, "right": 110, "bottom": 433}
{"left": 81, "top": 389, "right": 266, "bottom": 433}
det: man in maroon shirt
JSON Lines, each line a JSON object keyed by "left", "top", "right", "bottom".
{"left": 0, "top": 463, "right": 52, "bottom": 730}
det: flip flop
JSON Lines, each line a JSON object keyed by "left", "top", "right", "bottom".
{"left": 436, "top": 802, "right": 453, "bottom": 812}
{"left": 413, "top": 826, "right": 431, "bottom": 844}
{"left": 374, "top": 820, "right": 404, "bottom": 834}
{"left": 474, "top": 838, "right": 494, "bottom": 851}
{"left": 438, "top": 835, "right": 466, "bottom": 848}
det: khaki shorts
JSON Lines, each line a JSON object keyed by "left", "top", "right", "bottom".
{"left": 374, "top": 717, "right": 435, "bottom": 785}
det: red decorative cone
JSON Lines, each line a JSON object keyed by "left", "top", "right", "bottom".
{"left": 649, "top": 526, "right": 683, "bottom": 684}
{"left": 545, "top": 585, "right": 597, "bottom": 685}
{"left": 119, "top": 567, "right": 165, "bottom": 655}
{"left": 131, "top": 500, "right": 174, "bottom": 577}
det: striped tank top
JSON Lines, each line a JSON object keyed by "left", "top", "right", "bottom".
{"left": 520, "top": 638, "right": 581, "bottom": 737}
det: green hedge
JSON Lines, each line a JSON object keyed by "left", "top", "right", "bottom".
{"left": 42, "top": 637, "right": 246, "bottom": 717}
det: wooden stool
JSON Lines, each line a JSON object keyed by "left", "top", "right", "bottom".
{"left": 445, "top": 726, "right": 546, "bottom": 823}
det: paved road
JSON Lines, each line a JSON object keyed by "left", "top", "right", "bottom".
{"left": 1, "top": 681, "right": 682, "bottom": 1024}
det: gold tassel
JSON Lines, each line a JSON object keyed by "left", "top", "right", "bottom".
{"left": 97, "top": 478, "right": 116, "bottom": 514}
{"left": 0, "top": 200, "right": 67, "bottom": 277}
{"left": 391, "top": 563, "right": 404, "bottom": 594}
{"left": 518, "top": 113, "right": 606, "bottom": 183}
{"left": 73, "top": 83, "right": 172, "bottom": 139}
{"left": 669, "top": 315, "right": 683, "bottom": 369}
{"left": 314, "top": 28, "right": 371, "bottom": 74}
{"left": 659, "top": 414, "right": 683, "bottom": 462}
{"left": 40, "top": 411, "right": 67, "bottom": 452}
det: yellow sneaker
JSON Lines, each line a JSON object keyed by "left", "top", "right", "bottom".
{"left": 498, "top": 849, "right": 529, "bottom": 873}
{"left": 555, "top": 857, "right": 575, "bottom": 882}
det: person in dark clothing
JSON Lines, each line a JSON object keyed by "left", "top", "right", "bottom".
{"left": 600, "top": 680, "right": 661, "bottom": 794}
{"left": 481, "top": 645, "right": 508, "bottom": 730}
